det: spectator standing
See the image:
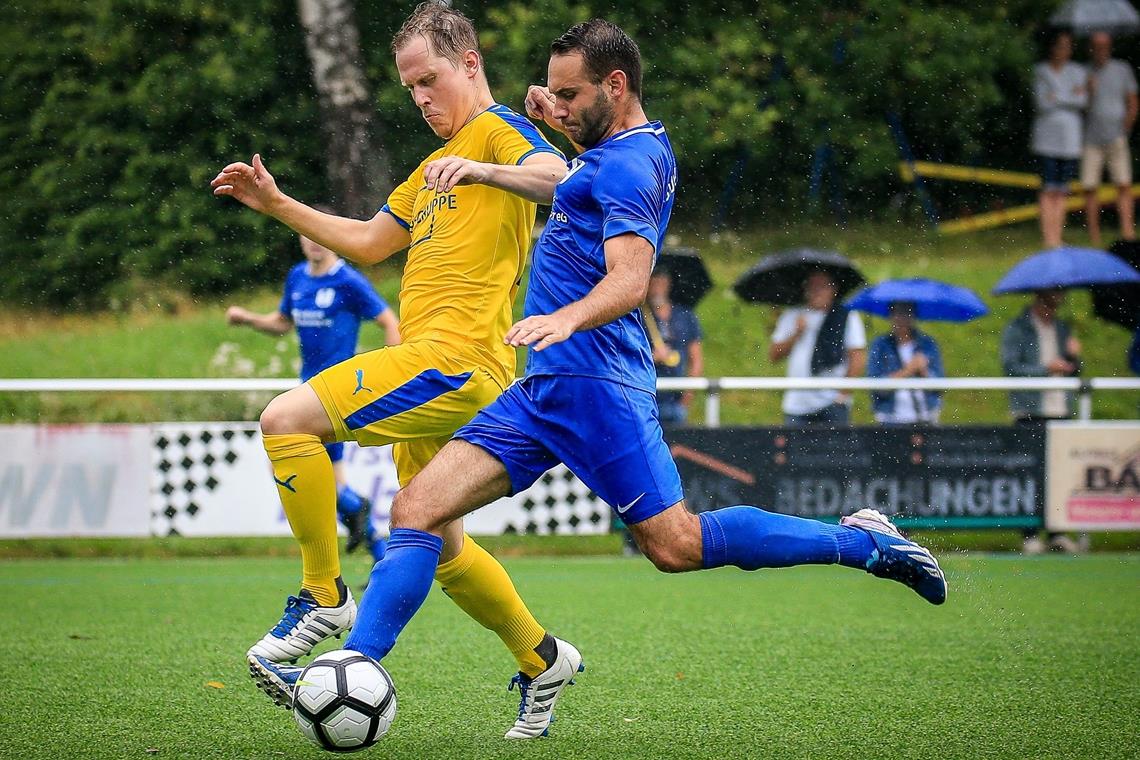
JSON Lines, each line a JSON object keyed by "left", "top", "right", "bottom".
{"left": 866, "top": 302, "right": 944, "bottom": 424}
{"left": 769, "top": 271, "right": 867, "bottom": 426}
{"left": 1032, "top": 29, "right": 1088, "bottom": 248}
{"left": 646, "top": 265, "right": 704, "bottom": 426}
{"left": 1081, "top": 31, "right": 1138, "bottom": 246}
{"left": 1000, "top": 288, "right": 1083, "bottom": 554}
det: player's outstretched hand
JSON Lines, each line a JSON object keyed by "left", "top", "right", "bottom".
{"left": 211, "top": 154, "right": 280, "bottom": 214}
{"left": 422, "top": 156, "right": 490, "bottom": 193}
{"left": 505, "top": 313, "right": 575, "bottom": 352}
{"left": 226, "top": 306, "right": 249, "bottom": 325}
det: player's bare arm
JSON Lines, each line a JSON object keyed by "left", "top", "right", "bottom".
{"left": 525, "top": 85, "right": 584, "bottom": 154}
{"left": 226, "top": 306, "right": 292, "bottom": 336}
{"left": 505, "top": 232, "right": 654, "bottom": 351}
{"left": 211, "top": 154, "right": 411, "bottom": 265}
{"left": 421, "top": 152, "right": 566, "bottom": 204}
{"left": 376, "top": 310, "right": 402, "bottom": 346}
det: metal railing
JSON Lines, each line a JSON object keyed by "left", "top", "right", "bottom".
{"left": 3, "top": 376, "right": 1138, "bottom": 427}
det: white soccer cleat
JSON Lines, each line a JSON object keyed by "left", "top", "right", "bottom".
{"left": 247, "top": 588, "right": 356, "bottom": 663}
{"left": 504, "top": 636, "right": 584, "bottom": 739}
{"left": 840, "top": 508, "right": 947, "bottom": 605}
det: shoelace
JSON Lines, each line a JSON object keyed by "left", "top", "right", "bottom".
{"left": 270, "top": 595, "right": 315, "bottom": 638}
{"left": 507, "top": 673, "right": 534, "bottom": 722}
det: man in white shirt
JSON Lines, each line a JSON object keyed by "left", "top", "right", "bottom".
{"left": 769, "top": 271, "right": 867, "bottom": 426}
{"left": 1081, "top": 31, "right": 1138, "bottom": 246}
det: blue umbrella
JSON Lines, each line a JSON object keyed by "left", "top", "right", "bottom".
{"left": 992, "top": 247, "right": 1140, "bottom": 295}
{"left": 1050, "top": 0, "right": 1140, "bottom": 36}
{"left": 846, "top": 278, "right": 989, "bottom": 322}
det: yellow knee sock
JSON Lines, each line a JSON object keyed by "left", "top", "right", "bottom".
{"left": 435, "top": 535, "right": 548, "bottom": 677}
{"left": 263, "top": 433, "right": 341, "bottom": 607}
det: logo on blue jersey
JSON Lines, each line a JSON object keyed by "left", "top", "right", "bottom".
{"left": 559, "top": 158, "right": 586, "bottom": 185}
{"left": 315, "top": 287, "right": 336, "bottom": 308}
{"left": 353, "top": 369, "right": 373, "bottom": 396}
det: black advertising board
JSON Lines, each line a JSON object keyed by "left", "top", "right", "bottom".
{"left": 667, "top": 426, "right": 1046, "bottom": 529}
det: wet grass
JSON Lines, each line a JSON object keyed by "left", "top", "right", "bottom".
{"left": 2, "top": 552, "right": 1136, "bottom": 759}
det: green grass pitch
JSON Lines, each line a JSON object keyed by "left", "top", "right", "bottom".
{"left": 3, "top": 552, "right": 1138, "bottom": 759}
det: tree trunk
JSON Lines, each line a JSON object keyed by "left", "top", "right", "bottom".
{"left": 296, "top": 0, "right": 393, "bottom": 219}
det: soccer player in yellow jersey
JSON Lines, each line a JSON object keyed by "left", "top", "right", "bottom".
{"left": 211, "top": 2, "right": 576, "bottom": 729}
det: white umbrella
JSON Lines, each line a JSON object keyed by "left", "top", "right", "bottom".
{"left": 1051, "top": 0, "right": 1140, "bottom": 36}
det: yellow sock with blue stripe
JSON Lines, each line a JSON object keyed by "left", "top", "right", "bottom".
{"left": 263, "top": 432, "right": 342, "bottom": 607}
{"left": 435, "top": 535, "right": 549, "bottom": 678}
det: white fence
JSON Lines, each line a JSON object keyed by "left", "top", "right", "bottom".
{"left": 3, "top": 376, "right": 1138, "bottom": 425}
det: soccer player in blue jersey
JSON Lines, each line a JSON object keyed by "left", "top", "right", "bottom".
{"left": 227, "top": 227, "right": 400, "bottom": 563}
{"left": 253, "top": 19, "right": 948, "bottom": 736}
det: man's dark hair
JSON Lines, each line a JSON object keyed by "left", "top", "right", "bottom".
{"left": 392, "top": 1, "right": 479, "bottom": 63}
{"left": 550, "top": 19, "right": 642, "bottom": 98}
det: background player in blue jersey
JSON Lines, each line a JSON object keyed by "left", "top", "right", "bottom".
{"left": 227, "top": 226, "right": 400, "bottom": 562}
{"left": 255, "top": 19, "right": 948, "bottom": 736}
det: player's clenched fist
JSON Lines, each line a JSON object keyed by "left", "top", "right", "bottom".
{"left": 422, "top": 156, "right": 490, "bottom": 193}
{"left": 505, "top": 313, "right": 576, "bottom": 351}
{"left": 211, "top": 153, "right": 281, "bottom": 214}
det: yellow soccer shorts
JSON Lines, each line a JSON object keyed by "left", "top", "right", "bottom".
{"left": 308, "top": 339, "right": 505, "bottom": 486}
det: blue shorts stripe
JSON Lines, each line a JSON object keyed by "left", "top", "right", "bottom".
{"left": 344, "top": 369, "right": 472, "bottom": 430}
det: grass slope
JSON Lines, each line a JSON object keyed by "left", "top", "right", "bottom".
{"left": 1, "top": 223, "right": 1137, "bottom": 424}
{"left": 3, "top": 553, "right": 1137, "bottom": 759}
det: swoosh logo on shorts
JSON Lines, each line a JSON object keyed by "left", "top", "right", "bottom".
{"left": 615, "top": 493, "right": 646, "bottom": 515}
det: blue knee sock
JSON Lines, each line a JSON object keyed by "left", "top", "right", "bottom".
{"left": 370, "top": 535, "right": 387, "bottom": 563}
{"left": 336, "top": 484, "right": 363, "bottom": 516}
{"left": 345, "top": 528, "right": 442, "bottom": 662}
{"left": 698, "top": 506, "right": 873, "bottom": 570}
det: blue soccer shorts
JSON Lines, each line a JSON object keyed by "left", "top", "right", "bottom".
{"left": 454, "top": 375, "right": 684, "bottom": 524}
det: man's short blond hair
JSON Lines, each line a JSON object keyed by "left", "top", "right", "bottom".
{"left": 391, "top": 1, "right": 479, "bottom": 63}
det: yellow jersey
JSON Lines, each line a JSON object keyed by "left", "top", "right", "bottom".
{"left": 380, "top": 104, "right": 562, "bottom": 388}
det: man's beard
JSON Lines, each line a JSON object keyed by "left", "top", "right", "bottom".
{"left": 573, "top": 89, "right": 616, "bottom": 148}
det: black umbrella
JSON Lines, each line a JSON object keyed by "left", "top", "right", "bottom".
{"left": 1050, "top": 0, "right": 1140, "bottom": 36}
{"left": 733, "top": 248, "right": 865, "bottom": 305}
{"left": 656, "top": 246, "right": 713, "bottom": 307}
{"left": 1092, "top": 240, "right": 1140, "bottom": 329}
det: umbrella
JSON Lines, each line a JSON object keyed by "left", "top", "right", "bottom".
{"left": 992, "top": 246, "right": 1140, "bottom": 294}
{"left": 846, "top": 278, "right": 989, "bottom": 322}
{"left": 733, "top": 248, "right": 865, "bottom": 305}
{"left": 1050, "top": 0, "right": 1140, "bottom": 36}
{"left": 656, "top": 246, "right": 713, "bottom": 307}
{"left": 1092, "top": 240, "right": 1140, "bottom": 329}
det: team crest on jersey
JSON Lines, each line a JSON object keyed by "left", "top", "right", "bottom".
{"left": 315, "top": 288, "right": 336, "bottom": 308}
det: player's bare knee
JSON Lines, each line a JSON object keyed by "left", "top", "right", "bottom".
{"left": 258, "top": 396, "right": 292, "bottom": 436}
{"left": 389, "top": 489, "right": 429, "bottom": 531}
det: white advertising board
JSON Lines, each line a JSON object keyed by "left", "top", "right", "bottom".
{"left": 0, "top": 425, "right": 151, "bottom": 537}
{"left": 1046, "top": 421, "right": 1140, "bottom": 531}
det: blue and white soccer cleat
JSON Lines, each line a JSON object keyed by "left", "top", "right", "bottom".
{"left": 248, "top": 654, "right": 302, "bottom": 709}
{"left": 247, "top": 588, "right": 356, "bottom": 663}
{"left": 840, "top": 508, "right": 948, "bottom": 605}
{"left": 505, "top": 637, "right": 584, "bottom": 739}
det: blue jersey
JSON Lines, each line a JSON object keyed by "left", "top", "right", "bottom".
{"left": 523, "top": 122, "right": 677, "bottom": 393}
{"left": 279, "top": 259, "right": 389, "bottom": 381}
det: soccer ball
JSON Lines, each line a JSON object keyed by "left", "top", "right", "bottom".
{"left": 292, "top": 649, "right": 397, "bottom": 752}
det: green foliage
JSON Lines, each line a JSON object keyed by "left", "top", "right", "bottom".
{"left": 0, "top": 0, "right": 1106, "bottom": 308}
{"left": 0, "top": 0, "right": 326, "bottom": 307}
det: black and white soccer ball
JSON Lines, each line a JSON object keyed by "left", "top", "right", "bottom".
{"left": 292, "top": 649, "right": 397, "bottom": 753}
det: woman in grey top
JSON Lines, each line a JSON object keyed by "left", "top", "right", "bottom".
{"left": 1032, "top": 30, "right": 1088, "bottom": 248}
